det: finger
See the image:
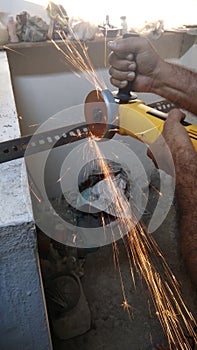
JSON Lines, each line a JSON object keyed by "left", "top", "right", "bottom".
{"left": 163, "top": 109, "right": 188, "bottom": 139}
{"left": 108, "top": 37, "right": 148, "bottom": 54}
{"left": 126, "top": 53, "right": 135, "bottom": 60}
{"left": 162, "top": 109, "right": 195, "bottom": 154}
{"left": 109, "top": 53, "right": 135, "bottom": 70}
{"left": 108, "top": 38, "right": 138, "bottom": 54}
{"left": 109, "top": 66, "right": 136, "bottom": 82}
{"left": 128, "top": 61, "right": 137, "bottom": 71}
{"left": 167, "top": 108, "right": 186, "bottom": 124}
{"left": 109, "top": 77, "right": 128, "bottom": 88}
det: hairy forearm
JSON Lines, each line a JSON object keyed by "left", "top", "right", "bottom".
{"left": 180, "top": 211, "right": 197, "bottom": 287}
{"left": 152, "top": 61, "right": 197, "bottom": 116}
{"left": 174, "top": 150, "right": 197, "bottom": 287}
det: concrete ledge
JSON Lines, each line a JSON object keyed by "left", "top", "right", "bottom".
{"left": 0, "top": 51, "right": 52, "bottom": 349}
{"left": 4, "top": 31, "right": 197, "bottom": 77}
{"left": 0, "top": 224, "right": 51, "bottom": 350}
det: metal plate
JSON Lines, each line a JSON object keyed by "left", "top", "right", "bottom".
{"left": 0, "top": 123, "right": 90, "bottom": 164}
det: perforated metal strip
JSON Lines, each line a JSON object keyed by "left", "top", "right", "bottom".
{"left": 0, "top": 123, "right": 90, "bottom": 164}
{"left": 0, "top": 99, "right": 191, "bottom": 164}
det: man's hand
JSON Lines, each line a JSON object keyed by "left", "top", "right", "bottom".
{"left": 108, "top": 37, "right": 197, "bottom": 115}
{"left": 161, "top": 109, "right": 195, "bottom": 159}
{"left": 161, "top": 109, "right": 196, "bottom": 191}
{"left": 108, "top": 37, "right": 163, "bottom": 92}
{"left": 148, "top": 109, "right": 197, "bottom": 196}
{"left": 148, "top": 109, "right": 196, "bottom": 179}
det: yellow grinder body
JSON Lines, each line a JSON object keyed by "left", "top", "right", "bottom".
{"left": 84, "top": 89, "right": 197, "bottom": 151}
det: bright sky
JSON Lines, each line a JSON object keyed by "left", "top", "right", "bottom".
{"left": 25, "top": 0, "right": 197, "bottom": 29}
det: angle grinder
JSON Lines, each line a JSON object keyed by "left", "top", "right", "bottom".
{"left": 84, "top": 88, "right": 197, "bottom": 151}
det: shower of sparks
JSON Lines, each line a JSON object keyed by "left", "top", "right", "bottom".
{"left": 28, "top": 123, "right": 41, "bottom": 128}
{"left": 50, "top": 17, "right": 197, "bottom": 349}
{"left": 104, "top": 34, "right": 107, "bottom": 68}
{"left": 126, "top": 224, "right": 197, "bottom": 349}
{"left": 56, "top": 166, "right": 71, "bottom": 183}
{"left": 121, "top": 300, "right": 132, "bottom": 312}
{"left": 72, "top": 232, "right": 77, "bottom": 244}
{"left": 150, "top": 183, "right": 163, "bottom": 196}
{"left": 51, "top": 30, "right": 106, "bottom": 91}
{"left": 82, "top": 136, "right": 197, "bottom": 349}
{"left": 3, "top": 45, "right": 25, "bottom": 56}
{"left": 29, "top": 184, "right": 42, "bottom": 203}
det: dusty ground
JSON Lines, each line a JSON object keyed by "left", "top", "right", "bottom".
{"left": 52, "top": 193, "right": 197, "bottom": 350}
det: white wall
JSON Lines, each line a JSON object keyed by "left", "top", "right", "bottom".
{"left": 13, "top": 69, "right": 111, "bottom": 134}
{"left": 0, "top": 0, "right": 49, "bottom": 23}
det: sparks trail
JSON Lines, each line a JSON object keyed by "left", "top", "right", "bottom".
{"left": 149, "top": 182, "right": 163, "bottom": 196}
{"left": 50, "top": 17, "right": 197, "bottom": 348}
{"left": 87, "top": 138, "right": 197, "bottom": 349}
{"left": 51, "top": 30, "right": 106, "bottom": 91}
{"left": 3, "top": 45, "right": 25, "bottom": 56}
{"left": 126, "top": 224, "right": 197, "bottom": 349}
{"left": 29, "top": 183, "right": 42, "bottom": 203}
{"left": 56, "top": 166, "right": 71, "bottom": 183}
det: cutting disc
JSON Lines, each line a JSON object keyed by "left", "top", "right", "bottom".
{"left": 84, "top": 89, "right": 118, "bottom": 139}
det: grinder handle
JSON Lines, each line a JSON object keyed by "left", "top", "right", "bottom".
{"left": 117, "top": 81, "right": 133, "bottom": 104}
{"left": 117, "top": 33, "right": 139, "bottom": 104}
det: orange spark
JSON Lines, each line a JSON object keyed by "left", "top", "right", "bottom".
{"left": 29, "top": 186, "right": 42, "bottom": 203}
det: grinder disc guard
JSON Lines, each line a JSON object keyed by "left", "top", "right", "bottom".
{"left": 84, "top": 89, "right": 118, "bottom": 139}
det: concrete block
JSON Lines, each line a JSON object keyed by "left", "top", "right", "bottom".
{"left": 0, "top": 51, "right": 52, "bottom": 350}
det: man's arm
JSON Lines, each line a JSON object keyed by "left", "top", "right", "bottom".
{"left": 149, "top": 109, "right": 197, "bottom": 287}
{"left": 108, "top": 37, "right": 197, "bottom": 115}
{"left": 162, "top": 110, "right": 197, "bottom": 287}
{"left": 153, "top": 61, "right": 197, "bottom": 116}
